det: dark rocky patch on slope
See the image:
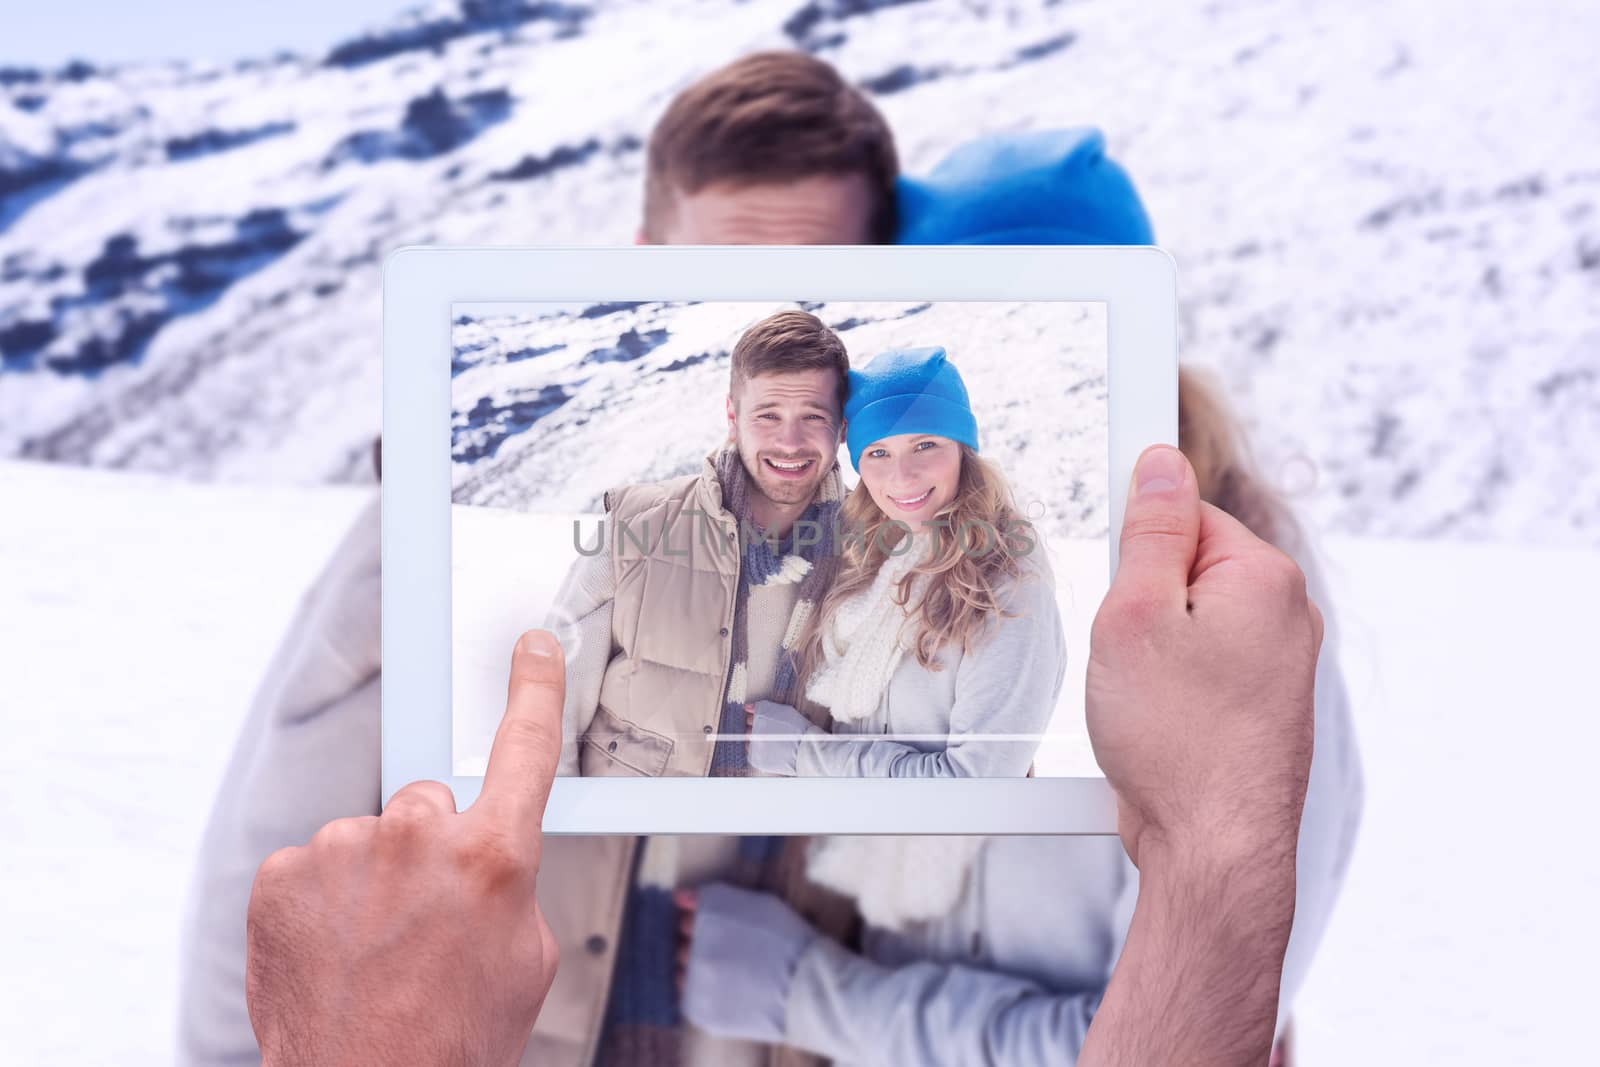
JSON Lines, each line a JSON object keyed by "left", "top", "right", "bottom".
{"left": 783, "top": 0, "right": 930, "bottom": 51}
{"left": 324, "top": 1, "right": 591, "bottom": 69}
{"left": 581, "top": 327, "right": 668, "bottom": 365}
{"left": 0, "top": 317, "right": 55, "bottom": 369}
{"left": 21, "top": 207, "right": 306, "bottom": 375}
{"left": 658, "top": 349, "right": 714, "bottom": 373}
{"left": 858, "top": 63, "right": 946, "bottom": 95}
{"left": 579, "top": 301, "right": 646, "bottom": 319}
{"left": 490, "top": 136, "right": 625, "bottom": 181}
{"left": 326, "top": 87, "right": 513, "bottom": 166}
{"left": 165, "top": 121, "right": 296, "bottom": 162}
{"left": 0, "top": 154, "right": 84, "bottom": 235}
{"left": 1014, "top": 32, "right": 1076, "bottom": 61}
{"left": 453, "top": 383, "right": 572, "bottom": 462}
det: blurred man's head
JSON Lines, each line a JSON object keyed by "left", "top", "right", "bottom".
{"left": 726, "top": 310, "right": 849, "bottom": 510}
{"left": 642, "top": 51, "right": 898, "bottom": 246}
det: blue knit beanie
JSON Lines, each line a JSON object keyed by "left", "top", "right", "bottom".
{"left": 844, "top": 347, "right": 979, "bottom": 470}
{"left": 895, "top": 128, "right": 1155, "bottom": 245}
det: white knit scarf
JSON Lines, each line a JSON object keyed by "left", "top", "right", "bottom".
{"left": 803, "top": 534, "right": 986, "bottom": 930}
{"left": 803, "top": 535, "right": 930, "bottom": 723}
{"left": 806, "top": 834, "right": 987, "bottom": 932}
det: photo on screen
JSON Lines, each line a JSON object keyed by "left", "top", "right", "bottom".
{"left": 450, "top": 300, "right": 1109, "bottom": 778}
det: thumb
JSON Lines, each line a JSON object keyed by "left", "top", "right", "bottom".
{"left": 1111, "top": 445, "right": 1201, "bottom": 614}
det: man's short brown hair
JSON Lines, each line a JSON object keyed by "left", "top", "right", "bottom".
{"left": 730, "top": 310, "right": 850, "bottom": 413}
{"left": 644, "top": 51, "right": 899, "bottom": 244}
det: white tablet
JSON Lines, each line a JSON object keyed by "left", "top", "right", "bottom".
{"left": 382, "top": 246, "right": 1176, "bottom": 834}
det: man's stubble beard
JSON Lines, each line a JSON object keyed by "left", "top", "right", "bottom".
{"left": 736, "top": 442, "right": 829, "bottom": 511}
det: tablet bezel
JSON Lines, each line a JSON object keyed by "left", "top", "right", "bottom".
{"left": 382, "top": 245, "right": 1176, "bottom": 834}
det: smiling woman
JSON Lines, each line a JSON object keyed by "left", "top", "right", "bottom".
{"left": 764, "top": 345, "right": 1058, "bottom": 780}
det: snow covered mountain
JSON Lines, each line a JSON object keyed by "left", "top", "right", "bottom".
{"left": 2, "top": 0, "right": 1597, "bottom": 543}
{"left": 450, "top": 299, "right": 1112, "bottom": 540}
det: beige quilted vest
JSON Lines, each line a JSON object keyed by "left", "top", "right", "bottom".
{"left": 577, "top": 454, "right": 743, "bottom": 777}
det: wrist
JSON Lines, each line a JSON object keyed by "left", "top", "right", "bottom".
{"left": 1135, "top": 829, "right": 1298, "bottom": 965}
{"left": 1082, "top": 832, "right": 1297, "bottom": 1067}
{"left": 258, "top": 1022, "right": 420, "bottom": 1067}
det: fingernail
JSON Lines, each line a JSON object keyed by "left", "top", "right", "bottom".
{"left": 1135, "top": 446, "right": 1186, "bottom": 496}
{"left": 520, "top": 630, "right": 558, "bottom": 657}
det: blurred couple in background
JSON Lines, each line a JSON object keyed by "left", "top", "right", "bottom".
{"left": 183, "top": 50, "right": 1361, "bottom": 1066}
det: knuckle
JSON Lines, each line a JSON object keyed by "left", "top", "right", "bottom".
{"left": 456, "top": 827, "right": 529, "bottom": 890}
{"left": 1261, "top": 549, "right": 1308, "bottom": 599}
{"left": 391, "top": 779, "right": 450, "bottom": 805}
{"left": 251, "top": 845, "right": 302, "bottom": 898}
{"left": 1088, "top": 607, "right": 1122, "bottom": 652}
{"left": 1098, "top": 583, "right": 1165, "bottom": 639}
{"left": 498, "top": 711, "right": 560, "bottom": 752}
{"left": 1120, "top": 509, "right": 1191, "bottom": 546}
{"left": 385, "top": 781, "right": 453, "bottom": 821}
{"left": 508, "top": 659, "right": 566, "bottom": 697}
{"left": 538, "top": 910, "right": 561, "bottom": 973}
{"left": 308, "top": 817, "right": 367, "bottom": 855}
{"left": 375, "top": 807, "right": 436, "bottom": 854}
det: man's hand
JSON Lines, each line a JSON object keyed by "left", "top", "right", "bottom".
{"left": 1080, "top": 445, "right": 1323, "bottom": 1067}
{"left": 245, "top": 630, "right": 567, "bottom": 1067}
{"left": 1088, "top": 444, "right": 1321, "bottom": 871}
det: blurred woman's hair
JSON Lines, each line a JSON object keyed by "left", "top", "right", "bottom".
{"left": 796, "top": 445, "right": 1027, "bottom": 682}
{"left": 643, "top": 51, "right": 900, "bottom": 244}
{"left": 1178, "top": 365, "right": 1298, "bottom": 551}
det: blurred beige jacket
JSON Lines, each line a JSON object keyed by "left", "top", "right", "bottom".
{"left": 176, "top": 494, "right": 838, "bottom": 1067}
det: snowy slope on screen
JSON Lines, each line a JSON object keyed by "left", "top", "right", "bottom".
{"left": 449, "top": 299, "right": 1111, "bottom": 539}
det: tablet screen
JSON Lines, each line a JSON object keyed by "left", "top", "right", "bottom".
{"left": 449, "top": 300, "right": 1108, "bottom": 780}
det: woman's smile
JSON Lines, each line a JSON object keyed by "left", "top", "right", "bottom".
{"left": 887, "top": 487, "right": 934, "bottom": 511}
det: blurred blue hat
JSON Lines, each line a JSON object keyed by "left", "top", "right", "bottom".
{"left": 844, "top": 347, "right": 979, "bottom": 470}
{"left": 895, "top": 128, "right": 1154, "bottom": 245}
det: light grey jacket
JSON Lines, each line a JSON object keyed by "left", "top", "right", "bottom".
{"left": 793, "top": 549, "right": 1066, "bottom": 778}
{"left": 178, "top": 498, "right": 384, "bottom": 1064}
{"left": 758, "top": 550, "right": 1364, "bottom": 1066}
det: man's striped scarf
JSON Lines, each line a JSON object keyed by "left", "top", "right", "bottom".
{"left": 710, "top": 444, "right": 844, "bottom": 776}
{"left": 592, "top": 447, "right": 843, "bottom": 1067}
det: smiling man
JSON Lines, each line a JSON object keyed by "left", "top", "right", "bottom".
{"left": 552, "top": 308, "right": 851, "bottom": 779}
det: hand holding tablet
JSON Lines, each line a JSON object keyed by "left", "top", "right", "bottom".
{"left": 245, "top": 632, "right": 566, "bottom": 1067}
{"left": 1079, "top": 444, "right": 1321, "bottom": 1067}
{"left": 1088, "top": 444, "right": 1322, "bottom": 870}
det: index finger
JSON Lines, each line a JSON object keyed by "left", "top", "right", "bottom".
{"left": 475, "top": 629, "right": 566, "bottom": 839}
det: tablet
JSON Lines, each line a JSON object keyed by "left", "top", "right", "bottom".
{"left": 382, "top": 246, "right": 1176, "bottom": 833}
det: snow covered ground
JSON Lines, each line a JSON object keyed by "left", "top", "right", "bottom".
{"left": 5, "top": 460, "right": 1597, "bottom": 1064}
{"left": 0, "top": 461, "right": 371, "bottom": 1063}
